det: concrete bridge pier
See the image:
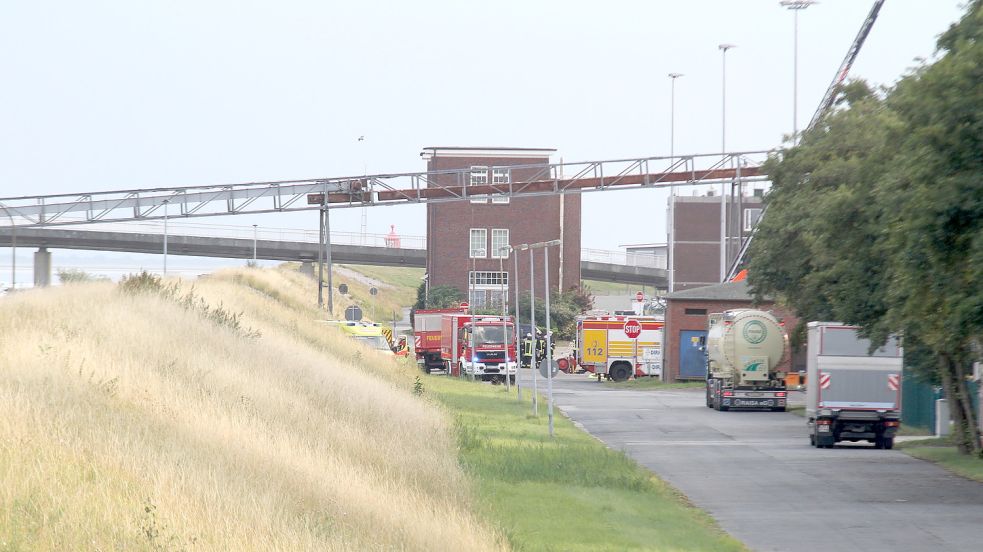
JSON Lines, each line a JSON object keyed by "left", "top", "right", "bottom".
{"left": 34, "top": 247, "right": 51, "bottom": 287}
{"left": 299, "top": 261, "right": 315, "bottom": 279}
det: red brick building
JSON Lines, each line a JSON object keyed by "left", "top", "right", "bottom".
{"left": 668, "top": 194, "right": 764, "bottom": 291}
{"left": 422, "top": 147, "right": 581, "bottom": 306}
{"left": 663, "top": 281, "right": 802, "bottom": 382}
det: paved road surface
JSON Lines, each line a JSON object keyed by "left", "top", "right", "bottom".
{"left": 548, "top": 374, "right": 983, "bottom": 552}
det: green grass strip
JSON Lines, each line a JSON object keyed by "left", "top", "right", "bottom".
{"left": 900, "top": 445, "right": 983, "bottom": 483}
{"left": 426, "top": 375, "right": 747, "bottom": 552}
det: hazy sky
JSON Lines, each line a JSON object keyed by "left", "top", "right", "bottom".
{"left": 0, "top": 0, "right": 967, "bottom": 258}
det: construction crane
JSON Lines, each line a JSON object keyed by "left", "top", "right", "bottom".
{"left": 726, "top": 0, "right": 886, "bottom": 281}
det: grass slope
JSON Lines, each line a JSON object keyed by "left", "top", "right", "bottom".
{"left": 0, "top": 268, "right": 502, "bottom": 551}
{"left": 897, "top": 438, "right": 983, "bottom": 482}
{"left": 425, "top": 376, "right": 747, "bottom": 552}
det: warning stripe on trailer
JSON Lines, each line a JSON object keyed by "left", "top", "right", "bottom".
{"left": 887, "top": 373, "right": 900, "bottom": 391}
{"left": 819, "top": 373, "right": 831, "bottom": 389}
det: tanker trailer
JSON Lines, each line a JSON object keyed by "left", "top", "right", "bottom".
{"left": 704, "top": 309, "right": 789, "bottom": 411}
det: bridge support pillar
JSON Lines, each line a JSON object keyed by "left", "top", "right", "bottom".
{"left": 299, "top": 261, "right": 315, "bottom": 279}
{"left": 34, "top": 247, "right": 51, "bottom": 287}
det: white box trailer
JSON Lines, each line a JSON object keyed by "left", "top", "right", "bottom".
{"left": 806, "top": 322, "right": 902, "bottom": 449}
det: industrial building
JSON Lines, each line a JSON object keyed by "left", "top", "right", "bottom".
{"left": 422, "top": 147, "right": 582, "bottom": 306}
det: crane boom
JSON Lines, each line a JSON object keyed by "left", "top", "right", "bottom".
{"left": 725, "top": 0, "right": 886, "bottom": 281}
{"left": 805, "top": 0, "right": 886, "bottom": 133}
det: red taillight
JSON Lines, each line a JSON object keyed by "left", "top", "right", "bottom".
{"left": 723, "top": 391, "right": 734, "bottom": 397}
{"left": 817, "top": 419, "right": 832, "bottom": 426}
{"left": 885, "top": 421, "right": 899, "bottom": 427}
{"left": 775, "top": 392, "right": 787, "bottom": 398}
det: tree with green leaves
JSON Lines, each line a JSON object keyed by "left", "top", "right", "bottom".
{"left": 413, "top": 283, "right": 466, "bottom": 310}
{"left": 749, "top": 1, "right": 982, "bottom": 456}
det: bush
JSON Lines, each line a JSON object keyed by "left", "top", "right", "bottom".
{"left": 57, "top": 268, "right": 109, "bottom": 284}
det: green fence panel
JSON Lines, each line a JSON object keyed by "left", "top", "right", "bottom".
{"left": 902, "top": 372, "right": 939, "bottom": 431}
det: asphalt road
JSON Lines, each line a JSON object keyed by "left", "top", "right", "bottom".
{"left": 547, "top": 373, "right": 983, "bottom": 552}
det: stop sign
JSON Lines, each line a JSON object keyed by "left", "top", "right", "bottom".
{"left": 635, "top": 291, "right": 644, "bottom": 302}
{"left": 624, "top": 319, "right": 642, "bottom": 339}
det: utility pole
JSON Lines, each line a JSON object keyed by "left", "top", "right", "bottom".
{"left": 499, "top": 248, "right": 510, "bottom": 393}
{"left": 325, "top": 207, "right": 333, "bottom": 315}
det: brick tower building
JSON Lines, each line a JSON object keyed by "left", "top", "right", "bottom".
{"left": 422, "top": 147, "right": 581, "bottom": 307}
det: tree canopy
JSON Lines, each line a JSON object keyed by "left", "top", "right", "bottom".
{"left": 749, "top": 1, "right": 983, "bottom": 455}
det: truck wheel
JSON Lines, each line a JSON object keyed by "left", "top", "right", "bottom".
{"left": 706, "top": 381, "right": 714, "bottom": 408}
{"left": 883, "top": 437, "right": 894, "bottom": 450}
{"left": 509, "top": 375, "right": 516, "bottom": 385}
{"left": 609, "top": 363, "right": 632, "bottom": 382}
{"left": 810, "top": 434, "right": 816, "bottom": 446}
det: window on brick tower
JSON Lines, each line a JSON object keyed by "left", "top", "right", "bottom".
{"left": 469, "top": 166, "right": 489, "bottom": 204}
{"left": 491, "top": 229, "right": 509, "bottom": 258}
{"left": 744, "top": 208, "right": 762, "bottom": 232}
{"left": 491, "top": 168, "right": 510, "bottom": 204}
{"left": 469, "top": 229, "right": 487, "bottom": 258}
{"left": 469, "top": 271, "right": 508, "bottom": 310}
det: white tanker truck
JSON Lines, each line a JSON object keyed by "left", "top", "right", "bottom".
{"left": 704, "top": 309, "right": 789, "bottom": 411}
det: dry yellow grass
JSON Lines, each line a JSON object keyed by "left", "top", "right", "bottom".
{"left": 0, "top": 268, "right": 504, "bottom": 551}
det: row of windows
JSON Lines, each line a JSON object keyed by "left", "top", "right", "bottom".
{"left": 469, "top": 289, "right": 508, "bottom": 309}
{"left": 469, "top": 271, "right": 509, "bottom": 286}
{"left": 469, "top": 228, "right": 509, "bottom": 258}
{"left": 470, "top": 166, "right": 510, "bottom": 205}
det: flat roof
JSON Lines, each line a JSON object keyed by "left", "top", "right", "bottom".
{"left": 421, "top": 146, "right": 556, "bottom": 159}
{"left": 667, "top": 280, "right": 766, "bottom": 301}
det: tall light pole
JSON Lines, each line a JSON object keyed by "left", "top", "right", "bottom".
{"left": 498, "top": 246, "right": 510, "bottom": 393}
{"left": 781, "top": 0, "right": 817, "bottom": 144}
{"left": 162, "top": 199, "right": 169, "bottom": 276}
{"left": 667, "top": 73, "right": 683, "bottom": 292}
{"left": 0, "top": 203, "right": 15, "bottom": 290}
{"left": 718, "top": 44, "right": 735, "bottom": 154}
{"left": 534, "top": 239, "right": 562, "bottom": 437}
{"left": 718, "top": 43, "right": 736, "bottom": 281}
{"left": 529, "top": 245, "right": 538, "bottom": 415}
{"left": 668, "top": 73, "right": 684, "bottom": 164}
{"left": 512, "top": 244, "right": 527, "bottom": 401}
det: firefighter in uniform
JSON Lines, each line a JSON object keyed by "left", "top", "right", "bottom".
{"left": 522, "top": 333, "right": 534, "bottom": 369}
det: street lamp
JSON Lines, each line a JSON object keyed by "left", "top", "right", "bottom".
{"left": 781, "top": 0, "right": 817, "bottom": 144}
{"left": 0, "top": 202, "right": 15, "bottom": 290}
{"left": 162, "top": 199, "right": 169, "bottom": 276}
{"left": 718, "top": 43, "right": 736, "bottom": 281}
{"left": 667, "top": 72, "right": 683, "bottom": 293}
{"left": 511, "top": 244, "right": 528, "bottom": 401}
{"left": 530, "top": 239, "right": 562, "bottom": 437}
{"left": 668, "top": 73, "right": 684, "bottom": 164}
{"left": 498, "top": 246, "right": 511, "bottom": 393}
{"left": 718, "top": 44, "right": 736, "bottom": 154}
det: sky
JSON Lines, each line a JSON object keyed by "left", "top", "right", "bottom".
{"left": 0, "top": 0, "right": 968, "bottom": 280}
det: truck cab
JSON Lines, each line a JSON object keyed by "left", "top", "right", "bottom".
{"left": 459, "top": 320, "right": 517, "bottom": 384}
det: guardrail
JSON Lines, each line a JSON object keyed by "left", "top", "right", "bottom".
{"left": 581, "top": 248, "right": 667, "bottom": 269}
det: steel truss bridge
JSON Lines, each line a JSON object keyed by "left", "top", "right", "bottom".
{"left": 0, "top": 151, "right": 769, "bottom": 227}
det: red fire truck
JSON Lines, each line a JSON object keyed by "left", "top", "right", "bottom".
{"left": 440, "top": 313, "right": 517, "bottom": 383}
{"left": 412, "top": 306, "right": 467, "bottom": 373}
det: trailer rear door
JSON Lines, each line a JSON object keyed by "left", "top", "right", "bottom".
{"left": 818, "top": 327, "right": 902, "bottom": 410}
